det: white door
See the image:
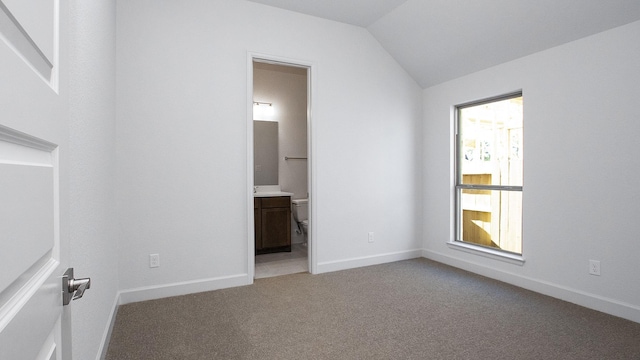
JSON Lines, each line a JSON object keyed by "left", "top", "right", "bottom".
{"left": 0, "top": 0, "right": 73, "bottom": 359}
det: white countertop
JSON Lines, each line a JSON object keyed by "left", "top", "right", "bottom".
{"left": 253, "top": 191, "right": 294, "bottom": 198}
{"left": 253, "top": 185, "right": 293, "bottom": 198}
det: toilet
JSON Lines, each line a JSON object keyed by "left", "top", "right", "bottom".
{"left": 291, "top": 199, "right": 309, "bottom": 245}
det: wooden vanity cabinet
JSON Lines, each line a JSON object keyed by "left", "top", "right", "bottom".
{"left": 255, "top": 196, "right": 291, "bottom": 254}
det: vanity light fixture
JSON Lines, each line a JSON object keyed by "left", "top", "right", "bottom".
{"left": 253, "top": 101, "right": 276, "bottom": 121}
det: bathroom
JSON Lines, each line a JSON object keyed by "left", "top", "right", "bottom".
{"left": 253, "top": 60, "right": 309, "bottom": 278}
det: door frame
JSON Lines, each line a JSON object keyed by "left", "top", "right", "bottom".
{"left": 246, "top": 52, "right": 316, "bottom": 280}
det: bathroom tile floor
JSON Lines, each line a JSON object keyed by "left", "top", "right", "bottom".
{"left": 254, "top": 244, "right": 308, "bottom": 279}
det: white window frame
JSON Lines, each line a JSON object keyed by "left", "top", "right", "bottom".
{"left": 450, "top": 91, "right": 525, "bottom": 264}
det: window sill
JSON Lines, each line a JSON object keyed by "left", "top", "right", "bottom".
{"left": 447, "top": 241, "right": 525, "bottom": 266}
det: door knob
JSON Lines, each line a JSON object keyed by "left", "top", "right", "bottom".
{"left": 69, "top": 277, "right": 91, "bottom": 300}
{"left": 62, "top": 268, "right": 91, "bottom": 305}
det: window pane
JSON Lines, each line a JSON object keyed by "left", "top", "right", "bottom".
{"left": 459, "top": 96, "right": 523, "bottom": 186}
{"left": 459, "top": 189, "right": 522, "bottom": 254}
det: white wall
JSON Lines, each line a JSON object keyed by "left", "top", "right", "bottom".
{"left": 116, "top": 0, "right": 423, "bottom": 297}
{"left": 68, "top": 1, "right": 118, "bottom": 359}
{"left": 422, "top": 21, "right": 640, "bottom": 322}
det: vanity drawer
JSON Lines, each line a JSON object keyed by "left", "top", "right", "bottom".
{"left": 260, "top": 196, "right": 290, "bottom": 208}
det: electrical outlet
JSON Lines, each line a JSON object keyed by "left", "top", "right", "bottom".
{"left": 368, "top": 232, "right": 374, "bottom": 243}
{"left": 589, "top": 260, "right": 600, "bottom": 276}
{"left": 149, "top": 254, "right": 160, "bottom": 268}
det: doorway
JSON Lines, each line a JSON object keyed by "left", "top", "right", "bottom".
{"left": 248, "top": 55, "right": 313, "bottom": 279}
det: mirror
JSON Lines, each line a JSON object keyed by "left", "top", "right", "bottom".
{"left": 254, "top": 120, "right": 278, "bottom": 185}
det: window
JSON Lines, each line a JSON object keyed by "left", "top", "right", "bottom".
{"left": 455, "top": 93, "right": 523, "bottom": 255}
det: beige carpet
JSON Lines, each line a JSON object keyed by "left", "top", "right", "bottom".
{"left": 106, "top": 258, "right": 640, "bottom": 359}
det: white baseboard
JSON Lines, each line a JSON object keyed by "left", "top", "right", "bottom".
{"left": 316, "top": 249, "right": 423, "bottom": 274}
{"left": 118, "top": 273, "right": 252, "bottom": 305}
{"left": 423, "top": 249, "right": 640, "bottom": 324}
{"left": 97, "top": 294, "right": 120, "bottom": 360}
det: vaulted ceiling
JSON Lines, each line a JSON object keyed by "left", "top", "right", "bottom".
{"left": 247, "top": 0, "right": 640, "bottom": 88}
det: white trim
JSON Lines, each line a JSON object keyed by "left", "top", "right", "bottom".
{"left": 423, "top": 249, "right": 640, "bottom": 324}
{"left": 0, "top": 257, "right": 58, "bottom": 332}
{"left": 307, "top": 60, "right": 317, "bottom": 275}
{"left": 96, "top": 294, "right": 120, "bottom": 360}
{"left": 246, "top": 51, "right": 317, "bottom": 278}
{"left": 118, "top": 274, "right": 251, "bottom": 305}
{"left": 50, "top": 0, "right": 60, "bottom": 93}
{"left": 316, "top": 249, "right": 423, "bottom": 274}
{"left": 0, "top": 0, "right": 59, "bottom": 89}
{"left": 446, "top": 241, "right": 525, "bottom": 265}
{"left": 246, "top": 53, "right": 256, "bottom": 282}
{"left": 0, "top": 124, "right": 57, "bottom": 152}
